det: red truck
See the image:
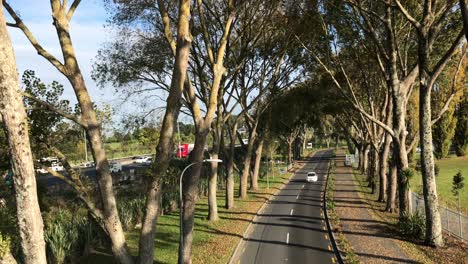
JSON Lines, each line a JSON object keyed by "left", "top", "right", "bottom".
{"left": 176, "top": 143, "right": 194, "bottom": 158}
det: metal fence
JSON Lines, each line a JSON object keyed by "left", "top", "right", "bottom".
{"left": 411, "top": 192, "right": 467, "bottom": 241}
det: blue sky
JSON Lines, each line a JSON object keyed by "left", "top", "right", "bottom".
{"left": 5, "top": 0, "right": 128, "bottom": 115}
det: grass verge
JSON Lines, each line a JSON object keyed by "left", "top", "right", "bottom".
{"left": 326, "top": 159, "right": 359, "bottom": 264}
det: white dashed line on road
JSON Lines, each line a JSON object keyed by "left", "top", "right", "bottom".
{"left": 290, "top": 209, "right": 294, "bottom": 215}
{"left": 296, "top": 194, "right": 300, "bottom": 199}
{"left": 286, "top": 232, "right": 290, "bottom": 244}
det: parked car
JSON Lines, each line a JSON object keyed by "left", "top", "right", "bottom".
{"left": 109, "top": 161, "right": 122, "bottom": 173}
{"left": 144, "top": 157, "right": 153, "bottom": 165}
{"left": 133, "top": 156, "right": 150, "bottom": 164}
{"left": 307, "top": 171, "right": 318, "bottom": 182}
{"left": 80, "top": 161, "right": 95, "bottom": 168}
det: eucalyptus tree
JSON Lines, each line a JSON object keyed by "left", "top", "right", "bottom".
{"left": 3, "top": 1, "right": 135, "bottom": 261}
{"left": 0, "top": 3, "right": 46, "bottom": 263}
{"left": 394, "top": 0, "right": 465, "bottom": 247}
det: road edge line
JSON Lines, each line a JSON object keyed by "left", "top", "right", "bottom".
{"left": 228, "top": 150, "right": 317, "bottom": 264}
{"left": 323, "top": 153, "right": 345, "bottom": 264}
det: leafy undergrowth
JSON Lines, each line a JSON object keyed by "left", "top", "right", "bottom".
{"left": 353, "top": 171, "right": 468, "bottom": 264}
{"left": 83, "top": 167, "right": 296, "bottom": 263}
{"left": 326, "top": 160, "right": 359, "bottom": 264}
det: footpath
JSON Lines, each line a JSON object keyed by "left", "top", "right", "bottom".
{"left": 333, "top": 152, "right": 421, "bottom": 264}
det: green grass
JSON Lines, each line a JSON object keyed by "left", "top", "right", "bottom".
{"left": 410, "top": 155, "right": 468, "bottom": 213}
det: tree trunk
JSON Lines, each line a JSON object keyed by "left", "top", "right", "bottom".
{"left": 386, "top": 158, "right": 398, "bottom": 213}
{"left": 0, "top": 8, "right": 47, "bottom": 263}
{"left": 368, "top": 148, "right": 379, "bottom": 194}
{"left": 378, "top": 132, "right": 392, "bottom": 202}
{"left": 138, "top": 0, "right": 192, "bottom": 262}
{"left": 208, "top": 150, "right": 219, "bottom": 221}
{"left": 418, "top": 34, "right": 443, "bottom": 247}
{"left": 287, "top": 140, "right": 293, "bottom": 166}
{"left": 361, "top": 144, "right": 369, "bottom": 175}
{"left": 461, "top": 0, "right": 468, "bottom": 41}
{"left": 240, "top": 125, "right": 257, "bottom": 198}
{"left": 225, "top": 124, "right": 237, "bottom": 209}
{"left": 251, "top": 138, "right": 264, "bottom": 191}
{"left": 180, "top": 127, "right": 209, "bottom": 264}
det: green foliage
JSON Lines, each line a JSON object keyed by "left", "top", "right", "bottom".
{"left": 401, "top": 168, "right": 416, "bottom": 189}
{"left": 44, "top": 209, "right": 81, "bottom": 264}
{"left": 433, "top": 111, "right": 457, "bottom": 159}
{"left": 452, "top": 171, "right": 464, "bottom": 197}
{"left": 398, "top": 211, "right": 426, "bottom": 240}
{"left": 117, "top": 195, "right": 145, "bottom": 231}
{"left": 0, "top": 233, "right": 11, "bottom": 260}
{"left": 454, "top": 98, "right": 467, "bottom": 156}
{"left": 22, "top": 70, "right": 71, "bottom": 156}
{"left": 0, "top": 206, "right": 19, "bottom": 258}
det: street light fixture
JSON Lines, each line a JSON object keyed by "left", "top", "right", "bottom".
{"left": 179, "top": 158, "right": 222, "bottom": 262}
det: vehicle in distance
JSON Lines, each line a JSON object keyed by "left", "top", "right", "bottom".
{"left": 307, "top": 171, "right": 317, "bottom": 182}
{"left": 36, "top": 157, "right": 64, "bottom": 174}
{"left": 110, "top": 161, "right": 122, "bottom": 173}
{"left": 144, "top": 157, "right": 153, "bottom": 165}
{"left": 80, "top": 161, "right": 95, "bottom": 168}
{"left": 133, "top": 156, "right": 151, "bottom": 164}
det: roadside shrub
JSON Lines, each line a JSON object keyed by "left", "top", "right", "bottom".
{"left": 44, "top": 209, "right": 81, "bottom": 264}
{"left": 118, "top": 195, "right": 145, "bottom": 230}
{"left": 0, "top": 207, "right": 19, "bottom": 259}
{"left": 0, "top": 232, "right": 11, "bottom": 260}
{"left": 398, "top": 211, "right": 426, "bottom": 240}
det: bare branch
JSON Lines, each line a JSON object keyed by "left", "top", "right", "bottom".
{"left": 3, "top": 2, "right": 66, "bottom": 74}
{"left": 22, "top": 92, "right": 86, "bottom": 127}
{"left": 66, "top": 0, "right": 81, "bottom": 21}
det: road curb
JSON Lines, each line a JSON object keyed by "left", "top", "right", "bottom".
{"left": 228, "top": 151, "right": 315, "bottom": 264}
{"left": 323, "top": 155, "right": 345, "bottom": 264}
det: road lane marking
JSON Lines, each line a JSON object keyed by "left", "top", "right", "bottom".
{"left": 296, "top": 194, "right": 300, "bottom": 199}
{"left": 323, "top": 225, "right": 326, "bottom": 230}
{"left": 302, "top": 184, "right": 305, "bottom": 188}
{"left": 290, "top": 209, "right": 294, "bottom": 216}
{"left": 324, "top": 234, "right": 329, "bottom": 240}
{"left": 286, "top": 232, "right": 290, "bottom": 244}
{"left": 328, "top": 245, "right": 332, "bottom": 251}
{"left": 331, "top": 257, "right": 336, "bottom": 263}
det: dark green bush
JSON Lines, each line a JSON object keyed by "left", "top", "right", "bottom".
{"left": 398, "top": 211, "right": 426, "bottom": 240}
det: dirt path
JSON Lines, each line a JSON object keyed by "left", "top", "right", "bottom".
{"left": 333, "top": 153, "right": 421, "bottom": 264}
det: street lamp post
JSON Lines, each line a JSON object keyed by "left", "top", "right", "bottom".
{"left": 179, "top": 158, "right": 222, "bottom": 263}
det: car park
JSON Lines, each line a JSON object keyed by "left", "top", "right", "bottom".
{"left": 307, "top": 171, "right": 318, "bottom": 182}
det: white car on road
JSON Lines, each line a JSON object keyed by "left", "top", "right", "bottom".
{"left": 110, "top": 161, "right": 122, "bottom": 173}
{"left": 133, "top": 156, "right": 151, "bottom": 164}
{"left": 307, "top": 171, "right": 318, "bottom": 182}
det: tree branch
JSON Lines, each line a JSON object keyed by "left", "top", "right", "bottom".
{"left": 22, "top": 92, "right": 86, "bottom": 127}
{"left": 3, "top": 2, "right": 66, "bottom": 74}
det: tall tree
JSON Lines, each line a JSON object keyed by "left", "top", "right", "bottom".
{"left": 0, "top": 3, "right": 46, "bottom": 263}
{"left": 4, "top": 1, "right": 133, "bottom": 262}
{"left": 395, "top": 0, "right": 465, "bottom": 247}
{"left": 137, "top": 1, "right": 192, "bottom": 263}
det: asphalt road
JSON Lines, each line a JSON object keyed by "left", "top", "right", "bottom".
{"left": 36, "top": 159, "right": 150, "bottom": 187}
{"left": 232, "top": 149, "right": 336, "bottom": 264}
